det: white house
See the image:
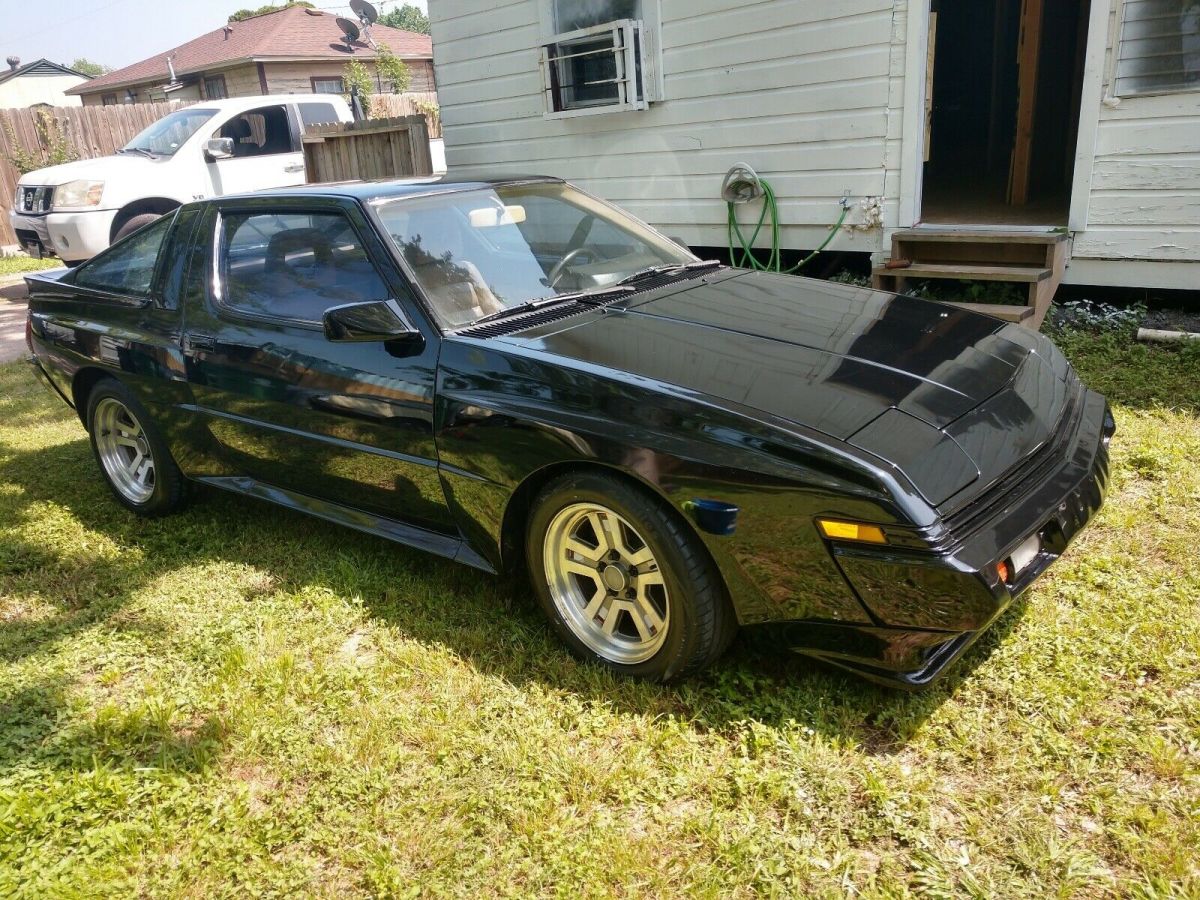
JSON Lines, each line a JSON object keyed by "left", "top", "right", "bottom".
{"left": 430, "top": 0, "right": 1200, "bottom": 304}
{"left": 0, "top": 58, "right": 90, "bottom": 108}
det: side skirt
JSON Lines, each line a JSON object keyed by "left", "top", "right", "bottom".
{"left": 194, "top": 476, "right": 495, "bottom": 573}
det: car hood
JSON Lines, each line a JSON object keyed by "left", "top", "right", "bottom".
{"left": 18, "top": 154, "right": 158, "bottom": 186}
{"left": 506, "top": 270, "right": 1073, "bottom": 508}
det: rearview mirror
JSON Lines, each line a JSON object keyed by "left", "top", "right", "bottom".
{"left": 469, "top": 205, "right": 526, "bottom": 228}
{"left": 204, "top": 137, "right": 235, "bottom": 162}
{"left": 323, "top": 299, "right": 421, "bottom": 343}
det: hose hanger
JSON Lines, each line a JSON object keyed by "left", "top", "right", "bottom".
{"left": 724, "top": 164, "right": 849, "bottom": 274}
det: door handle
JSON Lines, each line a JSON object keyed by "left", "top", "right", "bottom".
{"left": 284, "top": 163, "right": 306, "bottom": 173}
{"left": 186, "top": 333, "right": 217, "bottom": 354}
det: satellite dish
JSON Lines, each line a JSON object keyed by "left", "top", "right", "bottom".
{"left": 350, "top": 0, "right": 379, "bottom": 26}
{"left": 336, "top": 16, "right": 361, "bottom": 46}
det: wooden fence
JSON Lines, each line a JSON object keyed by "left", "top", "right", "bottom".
{"left": 1, "top": 93, "right": 441, "bottom": 248}
{"left": 0, "top": 102, "right": 189, "bottom": 246}
{"left": 369, "top": 91, "right": 441, "bottom": 138}
{"left": 303, "top": 116, "right": 433, "bottom": 185}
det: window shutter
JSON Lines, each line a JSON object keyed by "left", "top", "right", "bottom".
{"left": 1116, "top": 0, "right": 1200, "bottom": 95}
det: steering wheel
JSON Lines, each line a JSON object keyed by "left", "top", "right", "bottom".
{"left": 548, "top": 247, "right": 598, "bottom": 287}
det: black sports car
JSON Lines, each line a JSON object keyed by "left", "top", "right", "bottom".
{"left": 23, "top": 176, "right": 1112, "bottom": 686}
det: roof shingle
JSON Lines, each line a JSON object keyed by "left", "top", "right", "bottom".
{"left": 69, "top": 5, "right": 432, "bottom": 95}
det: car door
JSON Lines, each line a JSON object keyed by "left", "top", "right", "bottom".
{"left": 205, "top": 104, "right": 306, "bottom": 197}
{"left": 180, "top": 196, "right": 453, "bottom": 533}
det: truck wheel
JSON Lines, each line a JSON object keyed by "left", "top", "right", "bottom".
{"left": 526, "top": 471, "right": 736, "bottom": 682}
{"left": 86, "top": 379, "right": 188, "bottom": 517}
{"left": 113, "top": 213, "right": 163, "bottom": 243}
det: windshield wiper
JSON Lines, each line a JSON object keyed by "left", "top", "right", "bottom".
{"left": 469, "top": 294, "right": 579, "bottom": 327}
{"left": 468, "top": 285, "right": 634, "bottom": 328}
{"left": 615, "top": 259, "right": 721, "bottom": 286}
{"left": 117, "top": 146, "right": 158, "bottom": 158}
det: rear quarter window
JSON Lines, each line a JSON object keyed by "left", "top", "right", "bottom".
{"left": 73, "top": 212, "right": 176, "bottom": 297}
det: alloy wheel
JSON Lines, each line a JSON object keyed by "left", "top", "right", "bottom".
{"left": 543, "top": 502, "right": 670, "bottom": 664}
{"left": 93, "top": 397, "right": 156, "bottom": 504}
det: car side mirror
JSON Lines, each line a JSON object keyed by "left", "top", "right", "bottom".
{"left": 324, "top": 299, "right": 421, "bottom": 343}
{"left": 204, "top": 137, "right": 235, "bottom": 162}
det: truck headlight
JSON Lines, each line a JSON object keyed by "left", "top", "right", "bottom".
{"left": 52, "top": 180, "right": 105, "bottom": 210}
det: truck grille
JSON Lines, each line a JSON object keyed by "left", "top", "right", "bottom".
{"left": 19, "top": 186, "right": 54, "bottom": 215}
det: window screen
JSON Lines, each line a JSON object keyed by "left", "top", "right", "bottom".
{"left": 221, "top": 211, "right": 388, "bottom": 323}
{"left": 204, "top": 75, "right": 228, "bottom": 100}
{"left": 74, "top": 212, "right": 175, "bottom": 296}
{"left": 311, "top": 77, "right": 345, "bottom": 95}
{"left": 1116, "top": 0, "right": 1200, "bottom": 95}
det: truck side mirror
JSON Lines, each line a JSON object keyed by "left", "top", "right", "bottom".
{"left": 204, "top": 138, "right": 235, "bottom": 162}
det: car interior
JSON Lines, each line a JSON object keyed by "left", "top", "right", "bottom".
{"left": 216, "top": 106, "right": 294, "bottom": 158}
{"left": 223, "top": 213, "right": 388, "bottom": 322}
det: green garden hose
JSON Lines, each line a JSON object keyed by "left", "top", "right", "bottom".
{"left": 724, "top": 164, "right": 850, "bottom": 273}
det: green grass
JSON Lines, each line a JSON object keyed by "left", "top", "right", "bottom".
{"left": 0, "top": 255, "right": 60, "bottom": 277}
{"left": 1, "top": 323, "right": 1198, "bottom": 897}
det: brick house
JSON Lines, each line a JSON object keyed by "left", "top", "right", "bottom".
{"left": 67, "top": 5, "right": 434, "bottom": 107}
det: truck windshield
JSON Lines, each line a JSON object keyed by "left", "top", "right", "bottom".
{"left": 121, "top": 108, "right": 218, "bottom": 157}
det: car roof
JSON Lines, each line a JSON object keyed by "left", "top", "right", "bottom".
{"left": 217, "top": 174, "right": 566, "bottom": 205}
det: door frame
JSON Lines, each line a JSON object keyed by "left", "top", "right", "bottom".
{"left": 898, "top": 0, "right": 933, "bottom": 228}
{"left": 899, "top": 0, "right": 1108, "bottom": 231}
{"left": 1066, "top": 0, "right": 1111, "bottom": 232}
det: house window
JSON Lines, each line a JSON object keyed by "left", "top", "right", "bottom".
{"left": 540, "top": 0, "right": 661, "bottom": 118}
{"left": 311, "top": 76, "right": 345, "bottom": 95}
{"left": 204, "top": 75, "right": 228, "bottom": 100}
{"left": 102, "top": 93, "right": 118, "bottom": 106}
{"left": 1116, "top": 0, "right": 1200, "bottom": 96}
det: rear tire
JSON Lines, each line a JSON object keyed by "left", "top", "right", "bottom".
{"left": 86, "top": 379, "right": 187, "bottom": 517}
{"left": 526, "top": 471, "right": 736, "bottom": 682}
{"left": 112, "top": 212, "right": 164, "bottom": 243}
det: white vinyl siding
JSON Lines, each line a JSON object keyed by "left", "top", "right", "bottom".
{"left": 432, "top": 0, "right": 896, "bottom": 251}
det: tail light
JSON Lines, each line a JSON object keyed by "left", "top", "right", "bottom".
{"left": 25, "top": 311, "right": 33, "bottom": 353}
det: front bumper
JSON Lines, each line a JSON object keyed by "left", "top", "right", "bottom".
{"left": 788, "top": 388, "right": 1113, "bottom": 689}
{"left": 9, "top": 208, "right": 117, "bottom": 262}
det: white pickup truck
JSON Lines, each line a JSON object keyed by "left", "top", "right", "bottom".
{"left": 10, "top": 95, "right": 354, "bottom": 264}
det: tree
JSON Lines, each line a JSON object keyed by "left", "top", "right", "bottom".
{"left": 228, "top": 0, "right": 313, "bottom": 23}
{"left": 379, "top": 4, "right": 429, "bottom": 34}
{"left": 70, "top": 58, "right": 112, "bottom": 77}
{"left": 343, "top": 58, "right": 373, "bottom": 114}
{"left": 373, "top": 44, "right": 411, "bottom": 94}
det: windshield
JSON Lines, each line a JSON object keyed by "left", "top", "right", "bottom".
{"left": 373, "top": 183, "right": 696, "bottom": 328}
{"left": 122, "top": 108, "right": 218, "bottom": 157}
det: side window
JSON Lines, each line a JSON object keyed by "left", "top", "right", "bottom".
{"left": 220, "top": 210, "right": 389, "bottom": 323}
{"left": 158, "top": 207, "right": 201, "bottom": 309}
{"left": 299, "top": 102, "right": 339, "bottom": 130}
{"left": 74, "top": 213, "right": 175, "bottom": 296}
{"left": 213, "top": 105, "right": 294, "bottom": 158}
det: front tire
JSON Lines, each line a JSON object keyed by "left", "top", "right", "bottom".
{"left": 86, "top": 379, "right": 187, "bottom": 517}
{"left": 526, "top": 471, "right": 736, "bottom": 681}
{"left": 112, "top": 212, "right": 164, "bottom": 243}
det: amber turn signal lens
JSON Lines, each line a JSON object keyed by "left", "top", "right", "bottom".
{"left": 816, "top": 519, "right": 888, "bottom": 544}
{"left": 997, "top": 561, "right": 1011, "bottom": 584}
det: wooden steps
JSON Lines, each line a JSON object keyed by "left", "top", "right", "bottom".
{"left": 888, "top": 263, "right": 1050, "bottom": 283}
{"left": 871, "top": 229, "right": 1068, "bottom": 330}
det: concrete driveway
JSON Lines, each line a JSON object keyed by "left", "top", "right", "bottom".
{"left": 0, "top": 279, "right": 30, "bottom": 364}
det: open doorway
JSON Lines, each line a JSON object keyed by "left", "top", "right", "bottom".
{"left": 920, "top": 0, "right": 1089, "bottom": 226}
